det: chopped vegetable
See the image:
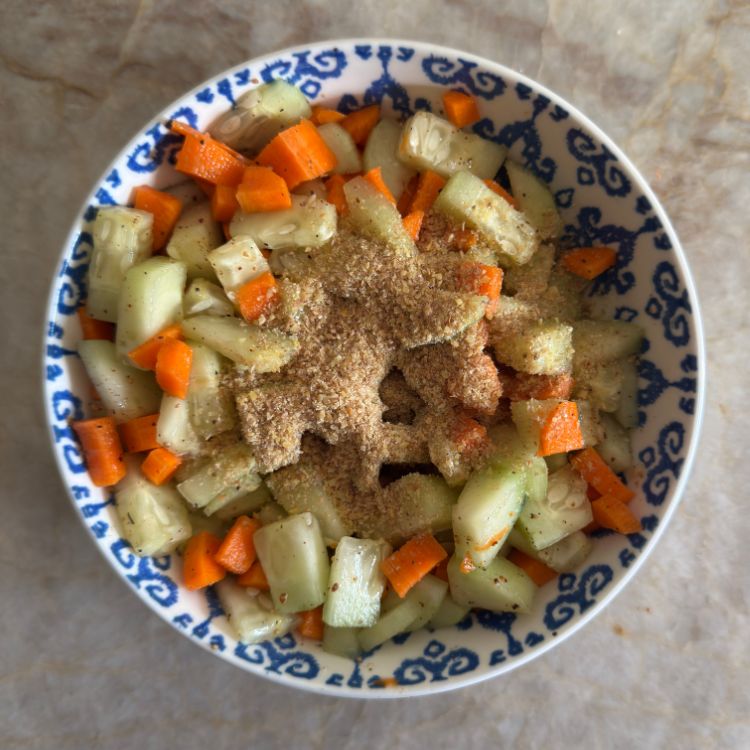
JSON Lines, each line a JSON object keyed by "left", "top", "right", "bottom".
{"left": 155, "top": 338, "right": 193, "bottom": 400}
{"left": 409, "top": 170, "right": 446, "bottom": 213}
{"left": 141, "top": 446, "right": 182, "bottom": 485}
{"left": 311, "top": 106, "right": 345, "bottom": 125}
{"left": 210, "top": 183, "right": 240, "bottom": 222}
{"left": 363, "top": 166, "right": 396, "bottom": 204}
{"left": 483, "top": 179, "right": 518, "bottom": 208}
{"left": 457, "top": 262, "right": 503, "bottom": 318}
{"left": 119, "top": 413, "right": 160, "bottom": 453}
{"left": 402, "top": 209, "right": 424, "bottom": 240}
{"left": 362, "top": 118, "right": 416, "bottom": 198}
{"left": 561, "top": 246, "right": 617, "bottom": 279}
{"left": 174, "top": 132, "right": 246, "bottom": 187}
{"left": 215, "top": 515, "right": 260, "bottom": 574}
{"left": 380, "top": 533, "right": 448, "bottom": 598}
{"left": 77, "top": 306, "right": 115, "bottom": 341}
{"left": 128, "top": 323, "right": 183, "bottom": 371}
{"left": 537, "top": 401, "right": 584, "bottom": 456}
{"left": 317, "top": 122, "right": 362, "bottom": 175}
{"left": 570, "top": 446, "right": 635, "bottom": 503}
{"left": 339, "top": 104, "right": 380, "bottom": 145}
{"left": 442, "top": 90, "right": 481, "bottom": 128}
{"left": 507, "top": 548, "right": 558, "bottom": 586}
{"left": 133, "top": 185, "right": 183, "bottom": 250}
{"left": 236, "top": 165, "right": 292, "bottom": 213}
{"left": 237, "top": 560, "right": 270, "bottom": 590}
{"left": 235, "top": 271, "right": 279, "bottom": 322}
{"left": 183, "top": 531, "right": 226, "bottom": 590}
{"left": 397, "top": 174, "right": 419, "bottom": 215}
{"left": 591, "top": 494, "right": 641, "bottom": 534}
{"left": 72, "top": 417, "right": 126, "bottom": 487}
{"left": 297, "top": 606, "right": 325, "bottom": 640}
{"left": 325, "top": 174, "right": 349, "bottom": 214}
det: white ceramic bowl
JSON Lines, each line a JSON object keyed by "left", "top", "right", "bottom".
{"left": 43, "top": 39, "right": 705, "bottom": 697}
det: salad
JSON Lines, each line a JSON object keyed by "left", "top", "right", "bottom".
{"left": 71, "top": 80, "right": 643, "bottom": 657}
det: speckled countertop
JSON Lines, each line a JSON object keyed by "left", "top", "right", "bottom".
{"left": 2, "top": 2, "right": 748, "bottom": 748}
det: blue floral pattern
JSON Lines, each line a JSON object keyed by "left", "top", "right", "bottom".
{"left": 43, "top": 41, "right": 702, "bottom": 695}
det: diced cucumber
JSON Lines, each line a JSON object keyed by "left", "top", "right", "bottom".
{"left": 510, "top": 398, "right": 559, "bottom": 452}
{"left": 181, "top": 314, "right": 299, "bottom": 372}
{"left": 447, "top": 553, "right": 536, "bottom": 613}
{"left": 322, "top": 625, "right": 361, "bottom": 659}
{"left": 164, "top": 180, "right": 206, "bottom": 208}
{"left": 493, "top": 320, "right": 573, "bottom": 375}
{"left": 181, "top": 509, "right": 230, "bottom": 547}
{"left": 398, "top": 111, "right": 506, "bottom": 179}
{"left": 207, "top": 236, "right": 269, "bottom": 298}
{"left": 210, "top": 80, "right": 312, "bottom": 153}
{"left": 572, "top": 320, "right": 644, "bottom": 367}
{"left": 216, "top": 579, "right": 297, "bottom": 644}
{"left": 597, "top": 412, "right": 633, "bottom": 472}
{"left": 254, "top": 512, "right": 331, "bottom": 614}
{"left": 358, "top": 592, "right": 423, "bottom": 652}
{"left": 544, "top": 453, "right": 569, "bottom": 472}
{"left": 538, "top": 267, "right": 586, "bottom": 322}
{"left": 176, "top": 442, "right": 261, "bottom": 513}
{"left": 115, "top": 257, "right": 187, "bottom": 361}
{"left": 293, "top": 178, "right": 328, "bottom": 201}
{"left": 343, "top": 176, "right": 416, "bottom": 257}
{"left": 183, "top": 278, "right": 235, "bottom": 317}
{"left": 317, "top": 122, "right": 362, "bottom": 175}
{"left": 509, "top": 528, "right": 593, "bottom": 573}
{"left": 575, "top": 360, "right": 625, "bottom": 412}
{"left": 615, "top": 358, "right": 639, "bottom": 429}
{"left": 405, "top": 575, "right": 449, "bottom": 632}
{"left": 323, "top": 537, "right": 389, "bottom": 628}
{"left": 427, "top": 593, "right": 471, "bottom": 629}
{"left": 363, "top": 118, "right": 416, "bottom": 198}
{"left": 214, "top": 482, "right": 272, "bottom": 520}
{"left": 452, "top": 461, "right": 527, "bottom": 570}
{"left": 115, "top": 457, "right": 191, "bottom": 556}
{"left": 87, "top": 207, "right": 153, "bottom": 322}
{"left": 254, "top": 500, "right": 287, "bottom": 525}
{"left": 78, "top": 340, "right": 161, "bottom": 422}
{"left": 166, "top": 202, "right": 223, "bottom": 280}
{"left": 229, "top": 195, "right": 337, "bottom": 251}
{"left": 505, "top": 160, "right": 563, "bottom": 240}
{"left": 487, "top": 295, "right": 542, "bottom": 339}
{"left": 502, "top": 243, "right": 555, "bottom": 298}
{"left": 186, "top": 344, "right": 235, "bottom": 440}
{"left": 576, "top": 399, "right": 602, "bottom": 447}
{"left": 156, "top": 394, "right": 202, "bottom": 457}
{"left": 433, "top": 171, "right": 538, "bottom": 266}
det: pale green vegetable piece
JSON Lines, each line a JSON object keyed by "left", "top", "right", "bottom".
{"left": 576, "top": 399, "right": 603, "bottom": 447}
{"left": 363, "top": 117, "right": 416, "bottom": 198}
{"left": 509, "top": 528, "right": 593, "bottom": 573}
{"left": 166, "top": 202, "right": 223, "bottom": 280}
{"left": 157, "top": 393, "right": 202, "bottom": 457}
{"left": 572, "top": 320, "right": 644, "bottom": 367}
{"left": 322, "top": 626, "right": 361, "bottom": 659}
{"left": 505, "top": 160, "right": 563, "bottom": 240}
{"left": 214, "top": 482, "right": 273, "bottom": 520}
{"left": 427, "top": 593, "right": 471, "bottom": 629}
{"left": 502, "top": 243, "right": 555, "bottom": 298}
{"left": 186, "top": 344, "right": 235, "bottom": 440}
{"left": 615, "top": 358, "right": 639, "bottom": 429}
{"left": 254, "top": 501, "right": 287, "bottom": 526}
{"left": 575, "top": 360, "right": 626, "bottom": 412}
{"left": 493, "top": 320, "right": 573, "bottom": 375}
{"left": 405, "top": 575, "right": 449, "bottom": 632}
{"left": 358, "top": 593, "right": 423, "bottom": 652}
{"left": 182, "top": 278, "right": 235, "bottom": 318}
{"left": 318, "top": 122, "right": 362, "bottom": 175}
{"left": 597, "top": 412, "right": 633, "bottom": 472}
{"left": 208, "top": 236, "right": 269, "bottom": 298}
{"left": 510, "top": 398, "right": 562, "bottom": 452}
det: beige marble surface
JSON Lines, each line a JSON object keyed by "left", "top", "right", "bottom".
{"left": 1, "top": 1, "right": 748, "bottom": 748}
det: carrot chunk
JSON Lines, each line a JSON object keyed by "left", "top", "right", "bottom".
{"left": 155, "top": 338, "right": 193, "bottom": 400}
{"left": 211, "top": 183, "right": 240, "bottom": 222}
{"left": 133, "top": 186, "right": 183, "bottom": 250}
{"left": 235, "top": 272, "right": 279, "bottom": 322}
{"left": 538, "top": 401, "right": 584, "bottom": 456}
{"left": 183, "top": 532, "right": 226, "bottom": 590}
{"left": 507, "top": 549, "right": 558, "bottom": 586}
{"left": 128, "top": 324, "right": 183, "bottom": 370}
{"left": 591, "top": 494, "right": 641, "bottom": 534}
{"left": 363, "top": 166, "right": 396, "bottom": 204}
{"left": 72, "top": 417, "right": 126, "bottom": 487}
{"left": 214, "top": 516, "right": 260, "bottom": 574}
{"left": 410, "top": 170, "right": 446, "bottom": 213}
{"left": 141, "top": 447, "right": 182, "bottom": 485}
{"left": 380, "top": 533, "right": 448, "bottom": 598}
{"left": 402, "top": 209, "right": 424, "bottom": 240}
{"left": 119, "top": 413, "right": 160, "bottom": 453}
{"left": 77, "top": 307, "right": 115, "bottom": 341}
{"left": 561, "top": 247, "right": 617, "bottom": 279}
{"left": 397, "top": 174, "right": 420, "bottom": 216}
{"left": 325, "top": 174, "right": 349, "bottom": 214}
{"left": 311, "top": 106, "right": 345, "bottom": 125}
{"left": 483, "top": 179, "right": 518, "bottom": 209}
{"left": 339, "top": 104, "right": 380, "bottom": 145}
{"left": 570, "top": 447, "right": 635, "bottom": 503}
{"left": 457, "top": 262, "right": 503, "bottom": 318}
{"left": 443, "top": 90, "right": 481, "bottom": 128}
{"left": 236, "top": 165, "right": 292, "bottom": 213}
{"left": 297, "top": 606, "right": 324, "bottom": 640}
{"left": 236, "top": 560, "right": 270, "bottom": 590}
{"left": 174, "top": 132, "right": 246, "bottom": 186}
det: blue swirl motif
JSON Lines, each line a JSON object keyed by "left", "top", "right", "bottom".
{"left": 235, "top": 634, "right": 319, "bottom": 679}
{"left": 638, "top": 422, "right": 685, "bottom": 506}
{"left": 126, "top": 107, "right": 198, "bottom": 175}
{"left": 261, "top": 48, "right": 347, "bottom": 99}
{"left": 392, "top": 640, "right": 479, "bottom": 685}
{"left": 543, "top": 566, "right": 614, "bottom": 630}
{"left": 639, "top": 354, "right": 697, "bottom": 416}
{"left": 645, "top": 261, "right": 692, "bottom": 346}
{"left": 110, "top": 540, "right": 178, "bottom": 607}
{"left": 57, "top": 231, "right": 91, "bottom": 315}
{"left": 567, "top": 128, "right": 631, "bottom": 197}
{"left": 191, "top": 586, "right": 226, "bottom": 639}
{"left": 49, "top": 389, "right": 85, "bottom": 474}
{"left": 475, "top": 610, "right": 524, "bottom": 663}
{"left": 421, "top": 55, "right": 506, "bottom": 99}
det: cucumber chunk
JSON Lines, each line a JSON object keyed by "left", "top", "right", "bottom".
{"left": 363, "top": 118, "right": 416, "bottom": 198}
{"left": 317, "top": 122, "right": 362, "bottom": 175}
{"left": 183, "top": 278, "right": 235, "bottom": 318}
{"left": 166, "top": 202, "right": 223, "bottom": 280}
{"left": 405, "top": 574, "right": 449, "bottom": 632}
{"left": 615, "top": 358, "right": 639, "bottom": 429}
{"left": 493, "top": 320, "right": 573, "bottom": 375}
{"left": 505, "top": 160, "right": 563, "bottom": 240}
{"left": 254, "top": 512, "right": 331, "bottom": 613}
{"left": 572, "top": 320, "right": 644, "bottom": 367}
{"left": 207, "top": 236, "right": 270, "bottom": 298}
{"left": 322, "top": 625, "right": 361, "bottom": 659}
{"left": 427, "top": 593, "right": 471, "bottom": 629}
{"left": 575, "top": 360, "right": 625, "bottom": 412}
{"left": 254, "top": 500, "right": 287, "bottom": 525}
{"left": 358, "top": 591, "right": 423, "bottom": 652}
{"left": 323, "top": 537, "right": 389, "bottom": 628}
{"left": 576, "top": 399, "right": 602, "bottom": 447}
{"left": 502, "top": 243, "right": 555, "bottom": 298}
{"left": 156, "top": 394, "right": 202, "bottom": 457}
{"left": 186, "top": 344, "right": 235, "bottom": 440}
{"left": 597, "top": 412, "right": 633, "bottom": 472}
{"left": 510, "top": 398, "right": 560, "bottom": 452}
{"left": 214, "top": 482, "right": 272, "bottom": 520}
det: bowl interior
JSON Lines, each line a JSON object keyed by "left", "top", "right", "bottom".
{"left": 43, "top": 39, "right": 704, "bottom": 697}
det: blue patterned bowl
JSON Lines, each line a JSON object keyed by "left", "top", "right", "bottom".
{"left": 43, "top": 39, "right": 705, "bottom": 697}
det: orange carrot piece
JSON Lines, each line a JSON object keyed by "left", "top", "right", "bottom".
{"left": 325, "top": 174, "right": 349, "bottom": 214}
{"left": 236, "top": 560, "right": 270, "bottom": 590}
{"left": 443, "top": 90, "right": 481, "bottom": 128}
{"left": 537, "top": 401, "right": 584, "bottom": 456}
{"left": 235, "top": 272, "right": 279, "bottom": 322}
{"left": 133, "top": 185, "right": 183, "bottom": 250}
{"left": 214, "top": 516, "right": 260, "bottom": 574}
{"left": 380, "top": 533, "right": 448, "bottom": 598}
{"left": 183, "top": 532, "right": 226, "bottom": 590}
{"left": 582, "top": 519, "right": 601, "bottom": 534}
{"left": 119, "top": 413, "right": 160, "bottom": 453}
{"left": 507, "top": 549, "right": 558, "bottom": 586}
{"left": 257, "top": 119, "right": 337, "bottom": 189}
{"left": 339, "top": 104, "right": 380, "bottom": 145}
{"left": 591, "top": 494, "right": 641, "bottom": 534}
{"left": 195, "top": 178, "right": 216, "bottom": 197}
{"left": 432, "top": 557, "right": 450, "bottom": 582}
{"left": 77, "top": 307, "right": 115, "bottom": 341}
{"left": 410, "top": 170, "right": 446, "bottom": 213}
{"left": 483, "top": 179, "right": 518, "bottom": 209}
{"left": 586, "top": 484, "right": 601, "bottom": 501}
{"left": 570, "top": 447, "right": 635, "bottom": 503}
{"left": 499, "top": 370, "right": 575, "bottom": 401}
{"left": 141, "top": 447, "right": 182, "bottom": 485}
{"left": 457, "top": 262, "right": 503, "bottom": 318}
{"left": 236, "top": 165, "right": 292, "bottom": 213}
{"left": 363, "top": 166, "right": 396, "bottom": 204}
{"left": 397, "top": 174, "right": 420, "bottom": 216}
{"left": 128, "top": 324, "right": 183, "bottom": 370}
{"left": 297, "top": 606, "right": 325, "bottom": 640}
{"left": 72, "top": 417, "right": 126, "bottom": 487}
{"left": 561, "top": 247, "right": 617, "bottom": 280}
{"left": 454, "top": 228, "right": 479, "bottom": 252}
{"left": 402, "top": 209, "right": 424, "bottom": 240}
{"left": 311, "top": 106, "right": 345, "bottom": 125}
{"left": 175, "top": 133, "right": 246, "bottom": 187}
{"left": 155, "top": 338, "right": 193, "bottom": 399}
{"left": 168, "top": 120, "right": 203, "bottom": 140}
{"left": 450, "top": 413, "right": 491, "bottom": 455}
{"left": 211, "top": 183, "right": 240, "bottom": 222}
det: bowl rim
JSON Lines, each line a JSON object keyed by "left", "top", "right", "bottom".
{"left": 42, "top": 37, "right": 706, "bottom": 698}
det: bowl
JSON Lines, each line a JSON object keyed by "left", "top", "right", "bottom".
{"left": 43, "top": 38, "right": 705, "bottom": 697}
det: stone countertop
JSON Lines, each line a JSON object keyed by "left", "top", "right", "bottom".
{"left": 1, "top": 2, "right": 748, "bottom": 748}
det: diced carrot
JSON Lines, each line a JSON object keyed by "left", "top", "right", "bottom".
{"left": 211, "top": 183, "right": 240, "bottom": 222}
{"left": 257, "top": 119, "right": 337, "bottom": 189}
{"left": 483, "top": 179, "right": 518, "bottom": 209}
{"left": 77, "top": 307, "right": 115, "bottom": 341}
{"left": 168, "top": 120, "right": 203, "bottom": 140}
{"left": 537, "top": 401, "right": 584, "bottom": 456}
{"left": 410, "top": 170, "right": 446, "bottom": 213}
{"left": 141, "top": 447, "right": 182, "bottom": 485}
{"left": 339, "top": 104, "right": 380, "bottom": 145}
{"left": 133, "top": 186, "right": 183, "bottom": 250}
{"left": 450, "top": 413, "right": 491, "bottom": 455}
{"left": 582, "top": 519, "right": 602, "bottom": 534}
{"left": 236, "top": 560, "right": 270, "bottom": 590}
{"left": 236, "top": 165, "right": 292, "bottom": 213}
{"left": 72, "top": 417, "right": 126, "bottom": 487}
{"left": 586, "top": 484, "right": 601, "bottom": 502}
{"left": 175, "top": 133, "right": 246, "bottom": 187}
{"left": 570, "top": 447, "right": 635, "bottom": 503}
{"left": 183, "top": 532, "right": 226, "bottom": 590}
{"left": 591, "top": 494, "right": 641, "bottom": 535}
{"left": 561, "top": 247, "right": 617, "bottom": 280}
{"left": 397, "top": 174, "right": 419, "bottom": 216}
{"left": 297, "top": 606, "right": 324, "bottom": 640}
{"left": 363, "top": 166, "right": 396, "bottom": 204}
{"left": 119, "top": 413, "right": 160, "bottom": 453}
{"left": 498, "top": 370, "right": 575, "bottom": 401}
{"left": 235, "top": 272, "right": 279, "bottom": 322}
{"left": 311, "top": 106, "right": 345, "bottom": 125}
{"left": 454, "top": 228, "right": 479, "bottom": 252}
{"left": 457, "top": 262, "right": 503, "bottom": 318}
{"left": 214, "top": 516, "right": 260, "bottom": 574}
{"left": 325, "top": 174, "right": 349, "bottom": 214}
{"left": 442, "top": 90, "right": 481, "bottom": 128}
{"left": 380, "top": 533, "right": 448, "bottom": 598}
{"left": 128, "top": 324, "right": 183, "bottom": 370}
{"left": 155, "top": 338, "right": 193, "bottom": 400}
{"left": 402, "top": 210, "right": 424, "bottom": 240}
{"left": 194, "top": 178, "right": 216, "bottom": 197}
{"left": 507, "top": 549, "right": 558, "bottom": 586}
{"left": 432, "top": 557, "right": 449, "bottom": 582}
